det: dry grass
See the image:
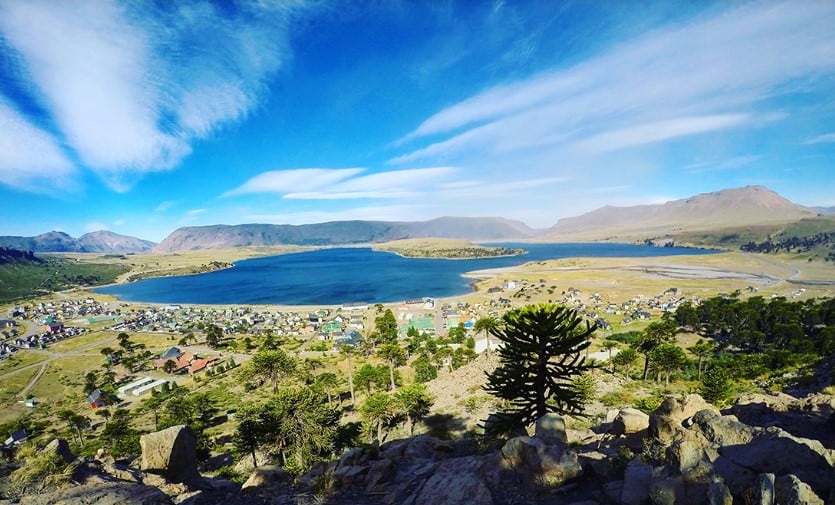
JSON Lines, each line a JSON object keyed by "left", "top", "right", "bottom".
{"left": 375, "top": 238, "right": 477, "bottom": 250}
{"left": 0, "top": 351, "right": 48, "bottom": 375}
{"left": 0, "top": 367, "right": 40, "bottom": 418}
{"left": 467, "top": 251, "right": 834, "bottom": 304}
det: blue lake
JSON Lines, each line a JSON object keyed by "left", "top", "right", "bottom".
{"left": 95, "top": 243, "right": 715, "bottom": 305}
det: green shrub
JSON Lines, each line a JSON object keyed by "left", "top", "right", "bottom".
{"left": 599, "top": 389, "right": 635, "bottom": 407}
{"left": 633, "top": 396, "right": 663, "bottom": 414}
{"left": 9, "top": 443, "right": 71, "bottom": 495}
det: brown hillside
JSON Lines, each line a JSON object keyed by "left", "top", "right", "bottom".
{"left": 543, "top": 185, "right": 814, "bottom": 242}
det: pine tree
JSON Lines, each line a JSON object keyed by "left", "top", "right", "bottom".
{"left": 483, "top": 303, "right": 595, "bottom": 435}
{"left": 700, "top": 366, "right": 732, "bottom": 405}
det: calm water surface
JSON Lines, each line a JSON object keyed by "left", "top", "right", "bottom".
{"left": 95, "top": 243, "right": 715, "bottom": 305}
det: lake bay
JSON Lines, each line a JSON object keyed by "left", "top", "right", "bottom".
{"left": 95, "top": 243, "right": 715, "bottom": 305}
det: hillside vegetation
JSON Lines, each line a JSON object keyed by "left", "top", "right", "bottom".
{"left": 671, "top": 216, "right": 835, "bottom": 260}
{"left": 374, "top": 238, "right": 525, "bottom": 258}
{"left": 0, "top": 252, "right": 129, "bottom": 302}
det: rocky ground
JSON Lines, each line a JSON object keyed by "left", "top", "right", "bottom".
{"left": 2, "top": 390, "right": 834, "bottom": 505}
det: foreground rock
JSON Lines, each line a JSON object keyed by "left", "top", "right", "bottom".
{"left": 9, "top": 481, "right": 172, "bottom": 505}
{"left": 646, "top": 394, "right": 834, "bottom": 504}
{"left": 6, "top": 393, "right": 835, "bottom": 505}
{"left": 140, "top": 425, "right": 199, "bottom": 483}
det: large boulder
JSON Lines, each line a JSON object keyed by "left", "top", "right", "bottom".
{"left": 501, "top": 436, "right": 582, "bottom": 487}
{"left": 381, "top": 434, "right": 455, "bottom": 461}
{"left": 534, "top": 413, "right": 567, "bottom": 444}
{"left": 44, "top": 438, "right": 75, "bottom": 464}
{"left": 241, "top": 465, "right": 290, "bottom": 490}
{"left": 665, "top": 429, "right": 718, "bottom": 477}
{"left": 415, "top": 457, "right": 493, "bottom": 505}
{"left": 775, "top": 474, "right": 825, "bottom": 505}
{"left": 12, "top": 481, "right": 172, "bottom": 505}
{"left": 610, "top": 408, "right": 649, "bottom": 437}
{"left": 649, "top": 477, "right": 732, "bottom": 505}
{"left": 718, "top": 427, "right": 835, "bottom": 499}
{"left": 139, "top": 425, "right": 199, "bottom": 483}
{"left": 649, "top": 394, "right": 715, "bottom": 442}
{"left": 620, "top": 458, "right": 652, "bottom": 505}
{"left": 690, "top": 410, "right": 754, "bottom": 447}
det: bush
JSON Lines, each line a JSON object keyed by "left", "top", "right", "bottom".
{"left": 599, "top": 388, "right": 635, "bottom": 407}
{"left": 9, "top": 443, "right": 71, "bottom": 495}
{"left": 607, "top": 331, "right": 643, "bottom": 345}
{"left": 633, "top": 396, "right": 663, "bottom": 414}
{"left": 571, "top": 372, "right": 597, "bottom": 404}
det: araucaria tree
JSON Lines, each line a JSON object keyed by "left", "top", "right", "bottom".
{"left": 483, "top": 303, "right": 595, "bottom": 435}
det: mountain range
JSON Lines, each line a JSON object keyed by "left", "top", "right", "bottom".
{"left": 0, "top": 230, "right": 156, "bottom": 254}
{"left": 2, "top": 186, "right": 830, "bottom": 253}
{"left": 152, "top": 217, "right": 535, "bottom": 252}
{"left": 542, "top": 185, "right": 818, "bottom": 242}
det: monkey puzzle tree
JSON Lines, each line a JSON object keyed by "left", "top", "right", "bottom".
{"left": 246, "top": 348, "right": 296, "bottom": 393}
{"left": 635, "top": 319, "right": 678, "bottom": 380}
{"left": 483, "top": 303, "right": 595, "bottom": 435}
{"left": 377, "top": 343, "right": 407, "bottom": 391}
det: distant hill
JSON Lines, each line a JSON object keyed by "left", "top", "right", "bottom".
{"left": 0, "top": 230, "right": 156, "bottom": 254}
{"left": 811, "top": 206, "right": 835, "bottom": 216}
{"left": 154, "top": 217, "right": 535, "bottom": 252}
{"left": 0, "top": 247, "right": 43, "bottom": 265}
{"left": 0, "top": 231, "right": 85, "bottom": 252}
{"left": 77, "top": 230, "right": 156, "bottom": 253}
{"left": 542, "top": 186, "right": 816, "bottom": 242}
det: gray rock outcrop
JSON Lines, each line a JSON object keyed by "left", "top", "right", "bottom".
{"left": 139, "top": 425, "right": 199, "bottom": 483}
{"left": 241, "top": 465, "right": 290, "bottom": 490}
{"left": 10, "top": 481, "right": 172, "bottom": 505}
{"left": 43, "top": 438, "right": 75, "bottom": 464}
{"left": 610, "top": 408, "right": 649, "bottom": 437}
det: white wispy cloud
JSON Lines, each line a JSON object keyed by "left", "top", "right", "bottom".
{"left": 804, "top": 133, "right": 835, "bottom": 145}
{"left": 572, "top": 114, "right": 750, "bottom": 154}
{"left": 155, "top": 201, "right": 178, "bottom": 213}
{"left": 224, "top": 168, "right": 365, "bottom": 197}
{"left": 0, "top": 99, "right": 76, "bottom": 191}
{"left": 245, "top": 205, "right": 424, "bottom": 225}
{"left": 186, "top": 208, "right": 206, "bottom": 216}
{"left": 226, "top": 167, "right": 457, "bottom": 200}
{"left": 393, "top": 2, "right": 835, "bottom": 166}
{"left": 685, "top": 155, "right": 761, "bottom": 174}
{"left": 0, "top": 0, "right": 304, "bottom": 191}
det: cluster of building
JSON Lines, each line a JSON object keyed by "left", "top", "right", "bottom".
{"left": 9, "top": 298, "right": 120, "bottom": 324}
{"left": 151, "top": 346, "right": 220, "bottom": 375}
{"left": 110, "top": 304, "right": 362, "bottom": 340}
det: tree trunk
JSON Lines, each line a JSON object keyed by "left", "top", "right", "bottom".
{"left": 347, "top": 355, "right": 355, "bottom": 406}
{"left": 388, "top": 360, "right": 396, "bottom": 391}
{"left": 251, "top": 448, "right": 258, "bottom": 468}
{"left": 642, "top": 354, "right": 650, "bottom": 380}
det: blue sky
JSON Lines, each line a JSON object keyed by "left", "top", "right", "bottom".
{"left": 1, "top": 1, "right": 834, "bottom": 242}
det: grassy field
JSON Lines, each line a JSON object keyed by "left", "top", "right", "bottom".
{"left": 0, "top": 351, "right": 48, "bottom": 375}
{"left": 0, "top": 367, "right": 40, "bottom": 413}
{"left": 374, "top": 238, "right": 525, "bottom": 258}
{"left": 0, "top": 256, "right": 129, "bottom": 302}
